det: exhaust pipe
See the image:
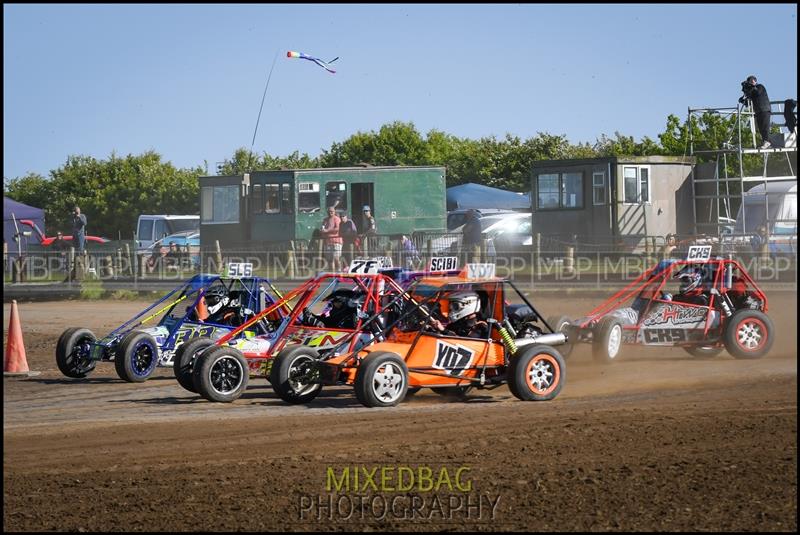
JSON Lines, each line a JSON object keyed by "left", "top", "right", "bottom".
{"left": 515, "top": 333, "right": 567, "bottom": 348}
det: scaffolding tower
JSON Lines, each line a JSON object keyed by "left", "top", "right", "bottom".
{"left": 688, "top": 98, "right": 797, "bottom": 249}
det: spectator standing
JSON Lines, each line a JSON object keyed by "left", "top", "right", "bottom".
{"left": 72, "top": 206, "right": 87, "bottom": 253}
{"left": 320, "top": 208, "right": 343, "bottom": 271}
{"left": 360, "top": 205, "right": 377, "bottom": 254}
{"left": 339, "top": 214, "right": 359, "bottom": 265}
{"left": 400, "top": 234, "right": 421, "bottom": 269}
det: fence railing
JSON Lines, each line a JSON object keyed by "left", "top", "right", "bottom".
{"left": 4, "top": 232, "right": 797, "bottom": 285}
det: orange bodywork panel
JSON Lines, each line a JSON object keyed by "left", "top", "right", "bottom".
{"left": 326, "top": 334, "right": 506, "bottom": 387}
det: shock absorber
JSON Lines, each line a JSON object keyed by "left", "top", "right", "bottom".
{"left": 498, "top": 324, "right": 517, "bottom": 354}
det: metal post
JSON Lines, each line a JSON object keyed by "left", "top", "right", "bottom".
{"left": 215, "top": 240, "right": 223, "bottom": 272}
{"left": 564, "top": 246, "right": 574, "bottom": 276}
{"left": 426, "top": 239, "right": 432, "bottom": 267}
{"left": 287, "top": 242, "right": 296, "bottom": 279}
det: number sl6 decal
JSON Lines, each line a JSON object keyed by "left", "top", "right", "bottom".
{"left": 228, "top": 263, "right": 253, "bottom": 277}
{"left": 433, "top": 340, "right": 475, "bottom": 376}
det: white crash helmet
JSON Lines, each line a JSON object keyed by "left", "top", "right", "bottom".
{"left": 447, "top": 292, "right": 481, "bottom": 322}
{"left": 204, "top": 286, "right": 230, "bottom": 315}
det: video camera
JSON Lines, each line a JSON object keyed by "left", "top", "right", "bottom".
{"left": 738, "top": 80, "right": 752, "bottom": 104}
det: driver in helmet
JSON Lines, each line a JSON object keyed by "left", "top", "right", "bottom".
{"left": 203, "top": 286, "right": 244, "bottom": 326}
{"left": 301, "top": 289, "right": 361, "bottom": 329}
{"left": 670, "top": 268, "right": 708, "bottom": 306}
{"left": 430, "top": 291, "right": 489, "bottom": 339}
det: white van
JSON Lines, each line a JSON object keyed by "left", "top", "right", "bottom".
{"left": 136, "top": 215, "right": 199, "bottom": 252}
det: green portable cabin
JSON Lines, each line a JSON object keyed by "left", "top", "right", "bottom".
{"left": 199, "top": 166, "right": 447, "bottom": 247}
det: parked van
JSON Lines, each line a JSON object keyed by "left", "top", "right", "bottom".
{"left": 136, "top": 215, "right": 199, "bottom": 252}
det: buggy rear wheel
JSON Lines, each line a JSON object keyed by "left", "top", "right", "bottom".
{"left": 546, "top": 315, "right": 574, "bottom": 359}
{"left": 269, "top": 346, "right": 323, "bottom": 404}
{"left": 115, "top": 331, "right": 159, "bottom": 382}
{"left": 592, "top": 316, "right": 623, "bottom": 364}
{"left": 55, "top": 327, "right": 97, "bottom": 378}
{"left": 173, "top": 337, "right": 215, "bottom": 393}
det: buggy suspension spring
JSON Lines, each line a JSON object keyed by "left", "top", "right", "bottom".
{"left": 498, "top": 326, "right": 517, "bottom": 354}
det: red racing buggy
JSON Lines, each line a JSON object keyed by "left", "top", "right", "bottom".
{"left": 180, "top": 269, "right": 429, "bottom": 402}
{"left": 562, "top": 247, "right": 774, "bottom": 362}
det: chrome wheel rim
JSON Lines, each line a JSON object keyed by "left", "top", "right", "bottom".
{"left": 209, "top": 355, "right": 244, "bottom": 395}
{"left": 371, "top": 362, "right": 404, "bottom": 403}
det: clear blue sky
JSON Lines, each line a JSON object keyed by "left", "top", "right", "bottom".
{"left": 3, "top": 3, "right": 797, "bottom": 179}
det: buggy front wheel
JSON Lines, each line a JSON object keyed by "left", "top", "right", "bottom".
{"left": 354, "top": 352, "right": 408, "bottom": 408}
{"left": 508, "top": 345, "right": 565, "bottom": 401}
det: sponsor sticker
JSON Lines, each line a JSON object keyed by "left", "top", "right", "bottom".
{"left": 642, "top": 303, "right": 707, "bottom": 327}
{"left": 433, "top": 340, "right": 475, "bottom": 376}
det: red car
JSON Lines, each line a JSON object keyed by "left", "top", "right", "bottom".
{"left": 19, "top": 219, "right": 109, "bottom": 246}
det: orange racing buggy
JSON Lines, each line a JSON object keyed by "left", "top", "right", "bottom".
{"left": 268, "top": 265, "right": 570, "bottom": 407}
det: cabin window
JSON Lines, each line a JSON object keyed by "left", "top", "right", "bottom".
{"left": 298, "top": 182, "right": 320, "bottom": 213}
{"left": 201, "top": 185, "right": 239, "bottom": 223}
{"left": 537, "top": 172, "right": 583, "bottom": 209}
{"left": 325, "top": 181, "right": 348, "bottom": 211}
{"left": 264, "top": 184, "right": 280, "bottom": 214}
{"left": 593, "top": 172, "right": 606, "bottom": 205}
{"left": 624, "top": 166, "right": 650, "bottom": 204}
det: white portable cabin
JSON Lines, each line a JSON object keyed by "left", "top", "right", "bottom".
{"left": 734, "top": 181, "right": 797, "bottom": 236}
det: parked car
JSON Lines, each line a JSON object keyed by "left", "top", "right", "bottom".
{"left": 446, "top": 209, "right": 518, "bottom": 231}
{"left": 145, "top": 231, "right": 201, "bottom": 271}
{"left": 136, "top": 215, "right": 199, "bottom": 253}
{"left": 434, "top": 212, "right": 532, "bottom": 255}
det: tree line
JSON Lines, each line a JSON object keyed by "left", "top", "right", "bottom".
{"left": 4, "top": 112, "right": 777, "bottom": 238}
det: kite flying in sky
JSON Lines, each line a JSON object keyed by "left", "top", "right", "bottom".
{"left": 286, "top": 51, "right": 338, "bottom": 74}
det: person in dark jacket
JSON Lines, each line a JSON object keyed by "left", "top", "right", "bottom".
{"left": 339, "top": 214, "right": 359, "bottom": 264}
{"left": 72, "top": 206, "right": 87, "bottom": 253}
{"left": 740, "top": 75, "right": 772, "bottom": 149}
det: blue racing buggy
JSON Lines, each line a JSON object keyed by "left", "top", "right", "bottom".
{"left": 55, "top": 273, "right": 285, "bottom": 383}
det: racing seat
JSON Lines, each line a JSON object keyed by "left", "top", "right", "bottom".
{"left": 506, "top": 304, "right": 538, "bottom": 324}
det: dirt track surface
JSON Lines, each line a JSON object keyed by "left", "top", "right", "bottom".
{"left": 3, "top": 292, "right": 798, "bottom": 531}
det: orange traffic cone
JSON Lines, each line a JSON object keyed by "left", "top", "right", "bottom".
{"left": 4, "top": 300, "right": 34, "bottom": 376}
{"left": 195, "top": 293, "right": 209, "bottom": 321}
